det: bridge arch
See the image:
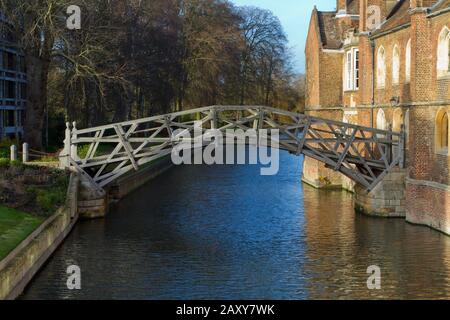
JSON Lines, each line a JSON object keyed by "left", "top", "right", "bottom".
{"left": 60, "top": 106, "right": 405, "bottom": 192}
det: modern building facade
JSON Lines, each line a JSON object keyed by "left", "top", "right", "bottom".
{"left": 305, "top": 0, "right": 450, "bottom": 234}
{"left": 0, "top": 14, "right": 26, "bottom": 141}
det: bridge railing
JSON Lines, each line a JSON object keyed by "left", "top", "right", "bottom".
{"left": 60, "top": 105, "right": 405, "bottom": 191}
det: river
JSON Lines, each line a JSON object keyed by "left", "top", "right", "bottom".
{"left": 22, "top": 151, "right": 450, "bottom": 299}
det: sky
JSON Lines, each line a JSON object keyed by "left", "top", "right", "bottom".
{"left": 232, "top": 0, "right": 336, "bottom": 74}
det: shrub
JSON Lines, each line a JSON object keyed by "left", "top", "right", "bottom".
{"left": 0, "top": 158, "right": 9, "bottom": 168}
{"left": 25, "top": 170, "right": 69, "bottom": 215}
{"left": 0, "top": 138, "right": 19, "bottom": 159}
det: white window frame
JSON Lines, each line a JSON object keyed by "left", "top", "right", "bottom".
{"left": 392, "top": 45, "right": 400, "bottom": 85}
{"left": 344, "top": 48, "right": 360, "bottom": 91}
{"left": 437, "top": 26, "right": 450, "bottom": 78}
{"left": 377, "top": 46, "right": 386, "bottom": 89}
{"left": 405, "top": 39, "right": 411, "bottom": 83}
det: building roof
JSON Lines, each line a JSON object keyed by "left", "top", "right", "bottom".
{"left": 314, "top": 1, "right": 360, "bottom": 50}
{"left": 372, "top": 0, "right": 411, "bottom": 36}
{"left": 316, "top": 11, "right": 342, "bottom": 50}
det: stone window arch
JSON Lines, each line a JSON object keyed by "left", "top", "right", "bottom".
{"left": 436, "top": 108, "right": 449, "bottom": 154}
{"left": 377, "top": 109, "right": 387, "bottom": 131}
{"left": 392, "top": 45, "right": 400, "bottom": 85}
{"left": 437, "top": 26, "right": 450, "bottom": 78}
{"left": 405, "top": 39, "right": 411, "bottom": 83}
{"left": 377, "top": 46, "right": 386, "bottom": 88}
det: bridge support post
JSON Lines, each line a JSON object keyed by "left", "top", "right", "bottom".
{"left": 59, "top": 122, "right": 72, "bottom": 169}
{"left": 354, "top": 167, "right": 407, "bottom": 218}
{"left": 71, "top": 122, "right": 78, "bottom": 161}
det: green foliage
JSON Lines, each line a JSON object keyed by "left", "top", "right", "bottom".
{"left": 78, "top": 144, "right": 114, "bottom": 159}
{"left": 0, "top": 158, "right": 10, "bottom": 167}
{"left": 26, "top": 173, "right": 69, "bottom": 215}
{"left": 77, "top": 144, "right": 90, "bottom": 159}
{"left": 0, "top": 137, "right": 19, "bottom": 159}
{"left": 31, "top": 155, "right": 59, "bottom": 163}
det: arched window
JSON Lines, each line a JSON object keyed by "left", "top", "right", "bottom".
{"left": 377, "top": 109, "right": 387, "bottom": 131}
{"left": 436, "top": 109, "right": 449, "bottom": 154}
{"left": 392, "top": 45, "right": 400, "bottom": 85}
{"left": 377, "top": 46, "right": 386, "bottom": 88}
{"left": 437, "top": 27, "right": 450, "bottom": 77}
{"left": 405, "top": 39, "right": 411, "bottom": 83}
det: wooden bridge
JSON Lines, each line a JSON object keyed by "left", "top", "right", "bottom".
{"left": 60, "top": 105, "right": 405, "bottom": 192}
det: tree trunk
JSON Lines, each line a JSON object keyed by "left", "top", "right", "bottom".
{"left": 24, "top": 54, "right": 50, "bottom": 150}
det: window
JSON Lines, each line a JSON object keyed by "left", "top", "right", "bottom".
{"left": 3, "top": 110, "right": 15, "bottom": 127}
{"left": 344, "top": 48, "right": 359, "bottom": 91}
{"left": 355, "top": 50, "right": 360, "bottom": 89}
{"left": 19, "top": 83, "right": 26, "bottom": 100}
{"left": 436, "top": 109, "right": 449, "bottom": 154}
{"left": 2, "top": 52, "right": 15, "bottom": 71}
{"left": 437, "top": 26, "right": 450, "bottom": 77}
{"left": 392, "top": 45, "right": 400, "bottom": 85}
{"left": 377, "top": 109, "right": 387, "bottom": 131}
{"left": 405, "top": 39, "right": 411, "bottom": 83}
{"left": 5, "top": 81, "right": 15, "bottom": 99}
{"left": 377, "top": 46, "right": 386, "bottom": 88}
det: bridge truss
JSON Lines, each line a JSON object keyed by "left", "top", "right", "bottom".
{"left": 61, "top": 106, "right": 405, "bottom": 192}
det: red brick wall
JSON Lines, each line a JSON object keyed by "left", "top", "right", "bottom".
{"left": 431, "top": 15, "right": 450, "bottom": 102}
{"left": 406, "top": 183, "right": 450, "bottom": 235}
{"left": 305, "top": 10, "right": 321, "bottom": 108}
{"left": 319, "top": 51, "right": 344, "bottom": 108}
{"left": 373, "top": 27, "right": 413, "bottom": 105}
{"left": 358, "top": 35, "right": 374, "bottom": 105}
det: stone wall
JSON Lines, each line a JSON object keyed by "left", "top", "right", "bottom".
{"left": 354, "top": 168, "right": 407, "bottom": 218}
{"left": 406, "top": 178, "right": 450, "bottom": 235}
{"left": 0, "top": 173, "right": 79, "bottom": 300}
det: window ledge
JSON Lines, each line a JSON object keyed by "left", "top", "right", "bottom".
{"left": 437, "top": 73, "right": 450, "bottom": 80}
{"left": 436, "top": 149, "right": 449, "bottom": 156}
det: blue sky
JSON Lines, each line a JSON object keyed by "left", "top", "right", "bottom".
{"left": 232, "top": 0, "right": 336, "bottom": 74}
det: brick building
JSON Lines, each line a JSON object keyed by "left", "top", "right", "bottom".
{"left": 305, "top": 0, "right": 450, "bottom": 234}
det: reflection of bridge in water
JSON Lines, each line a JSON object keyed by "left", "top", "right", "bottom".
{"left": 60, "top": 106, "right": 405, "bottom": 192}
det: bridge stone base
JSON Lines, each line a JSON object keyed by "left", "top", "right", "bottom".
{"left": 354, "top": 168, "right": 407, "bottom": 218}
{"left": 302, "top": 158, "right": 354, "bottom": 191}
{"left": 78, "top": 180, "right": 108, "bottom": 219}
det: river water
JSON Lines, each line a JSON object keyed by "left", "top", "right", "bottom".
{"left": 22, "top": 151, "right": 450, "bottom": 300}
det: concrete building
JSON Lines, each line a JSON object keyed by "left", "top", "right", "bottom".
{"left": 305, "top": 0, "right": 450, "bottom": 234}
{"left": 0, "top": 14, "right": 26, "bottom": 141}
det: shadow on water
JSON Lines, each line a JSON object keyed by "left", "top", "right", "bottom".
{"left": 21, "top": 151, "right": 450, "bottom": 300}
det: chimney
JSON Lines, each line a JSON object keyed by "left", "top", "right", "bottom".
{"left": 337, "top": 0, "right": 347, "bottom": 13}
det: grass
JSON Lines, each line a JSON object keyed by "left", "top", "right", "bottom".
{"left": 0, "top": 206, "right": 44, "bottom": 261}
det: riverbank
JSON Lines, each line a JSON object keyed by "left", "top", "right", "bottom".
{"left": 0, "top": 155, "right": 174, "bottom": 299}
{"left": 0, "top": 161, "right": 76, "bottom": 300}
